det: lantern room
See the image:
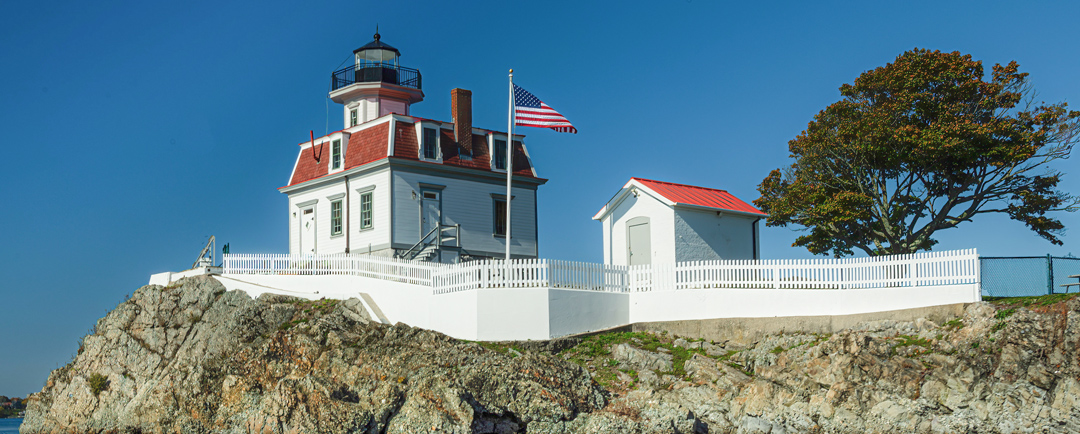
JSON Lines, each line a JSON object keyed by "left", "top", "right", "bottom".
{"left": 329, "top": 30, "right": 424, "bottom": 127}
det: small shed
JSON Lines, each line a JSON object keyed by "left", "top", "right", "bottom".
{"left": 593, "top": 178, "right": 767, "bottom": 266}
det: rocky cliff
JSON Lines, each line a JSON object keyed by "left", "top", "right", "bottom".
{"left": 21, "top": 277, "right": 1080, "bottom": 433}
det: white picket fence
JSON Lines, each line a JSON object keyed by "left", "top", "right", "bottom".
{"left": 430, "top": 259, "right": 629, "bottom": 294}
{"left": 628, "top": 249, "right": 980, "bottom": 292}
{"left": 221, "top": 249, "right": 979, "bottom": 295}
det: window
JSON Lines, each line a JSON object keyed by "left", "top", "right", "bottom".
{"left": 331, "top": 139, "right": 342, "bottom": 170}
{"left": 330, "top": 200, "right": 343, "bottom": 235}
{"left": 360, "top": 192, "right": 373, "bottom": 230}
{"left": 493, "top": 198, "right": 507, "bottom": 236}
{"left": 493, "top": 138, "right": 507, "bottom": 170}
{"left": 422, "top": 128, "right": 438, "bottom": 160}
{"left": 350, "top": 109, "right": 358, "bottom": 127}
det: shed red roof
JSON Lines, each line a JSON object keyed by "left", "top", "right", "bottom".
{"left": 632, "top": 178, "right": 765, "bottom": 216}
{"left": 283, "top": 116, "right": 540, "bottom": 189}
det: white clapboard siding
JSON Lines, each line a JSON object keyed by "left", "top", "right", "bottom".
{"left": 224, "top": 249, "right": 979, "bottom": 295}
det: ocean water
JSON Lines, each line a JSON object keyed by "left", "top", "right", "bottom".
{"left": 0, "top": 418, "right": 21, "bottom": 434}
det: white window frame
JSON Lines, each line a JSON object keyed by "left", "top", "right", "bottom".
{"left": 331, "top": 139, "right": 343, "bottom": 171}
{"left": 360, "top": 191, "right": 373, "bottom": 230}
{"left": 415, "top": 122, "right": 442, "bottom": 163}
{"left": 350, "top": 108, "right": 358, "bottom": 127}
{"left": 330, "top": 199, "right": 343, "bottom": 236}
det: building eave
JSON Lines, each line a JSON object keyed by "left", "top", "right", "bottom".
{"left": 673, "top": 203, "right": 768, "bottom": 218}
{"left": 279, "top": 158, "right": 391, "bottom": 193}
{"left": 388, "top": 158, "right": 548, "bottom": 186}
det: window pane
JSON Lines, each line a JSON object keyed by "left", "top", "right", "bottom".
{"left": 361, "top": 192, "right": 373, "bottom": 229}
{"left": 493, "top": 199, "right": 506, "bottom": 236}
{"left": 493, "top": 139, "right": 506, "bottom": 170}
{"left": 331, "top": 200, "right": 342, "bottom": 235}
{"left": 332, "top": 140, "right": 342, "bottom": 169}
{"left": 423, "top": 128, "right": 438, "bottom": 160}
{"left": 350, "top": 109, "right": 358, "bottom": 127}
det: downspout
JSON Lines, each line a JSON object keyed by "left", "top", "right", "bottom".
{"left": 751, "top": 218, "right": 761, "bottom": 260}
{"left": 344, "top": 175, "right": 350, "bottom": 254}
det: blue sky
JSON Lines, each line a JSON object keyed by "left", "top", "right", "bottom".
{"left": 1, "top": 0, "right": 1078, "bottom": 397}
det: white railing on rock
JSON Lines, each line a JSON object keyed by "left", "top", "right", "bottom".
{"left": 628, "top": 249, "right": 979, "bottom": 292}
{"left": 222, "top": 249, "right": 979, "bottom": 295}
{"left": 222, "top": 253, "right": 431, "bottom": 286}
{"left": 431, "top": 259, "right": 630, "bottom": 294}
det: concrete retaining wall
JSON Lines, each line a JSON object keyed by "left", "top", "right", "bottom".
{"left": 209, "top": 273, "right": 977, "bottom": 342}
{"left": 632, "top": 303, "right": 970, "bottom": 345}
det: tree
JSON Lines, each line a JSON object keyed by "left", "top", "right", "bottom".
{"left": 756, "top": 49, "right": 1080, "bottom": 257}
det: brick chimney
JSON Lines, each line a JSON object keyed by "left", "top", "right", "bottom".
{"left": 451, "top": 88, "right": 473, "bottom": 155}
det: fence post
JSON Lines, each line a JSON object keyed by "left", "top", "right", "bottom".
{"left": 1048, "top": 254, "right": 1054, "bottom": 295}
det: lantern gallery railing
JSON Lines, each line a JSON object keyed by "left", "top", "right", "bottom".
{"left": 222, "top": 249, "right": 980, "bottom": 295}
{"left": 330, "top": 63, "right": 422, "bottom": 92}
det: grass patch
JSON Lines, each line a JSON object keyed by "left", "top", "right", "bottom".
{"left": 991, "top": 322, "right": 1007, "bottom": 333}
{"left": 891, "top": 334, "right": 932, "bottom": 356}
{"left": 770, "top": 345, "right": 785, "bottom": 354}
{"left": 943, "top": 318, "right": 964, "bottom": 330}
{"left": 985, "top": 293, "right": 1079, "bottom": 308}
{"left": 995, "top": 308, "right": 1017, "bottom": 320}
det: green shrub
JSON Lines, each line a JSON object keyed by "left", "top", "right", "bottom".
{"left": 88, "top": 373, "right": 108, "bottom": 396}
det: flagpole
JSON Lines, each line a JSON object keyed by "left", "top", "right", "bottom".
{"left": 505, "top": 69, "right": 514, "bottom": 264}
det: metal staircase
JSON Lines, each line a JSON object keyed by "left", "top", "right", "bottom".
{"left": 398, "top": 222, "right": 460, "bottom": 262}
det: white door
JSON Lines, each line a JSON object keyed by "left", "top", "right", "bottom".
{"left": 300, "top": 207, "right": 316, "bottom": 254}
{"left": 421, "top": 191, "right": 441, "bottom": 238}
{"left": 628, "top": 221, "right": 651, "bottom": 266}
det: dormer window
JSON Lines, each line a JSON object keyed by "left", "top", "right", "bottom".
{"left": 416, "top": 123, "right": 441, "bottom": 163}
{"left": 331, "top": 139, "right": 342, "bottom": 170}
{"left": 493, "top": 138, "right": 507, "bottom": 171}
{"left": 350, "top": 109, "right": 358, "bottom": 127}
{"left": 423, "top": 128, "right": 438, "bottom": 160}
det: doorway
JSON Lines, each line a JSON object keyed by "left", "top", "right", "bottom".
{"left": 300, "top": 207, "right": 316, "bottom": 254}
{"left": 421, "top": 190, "right": 441, "bottom": 238}
{"left": 627, "top": 217, "right": 651, "bottom": 266}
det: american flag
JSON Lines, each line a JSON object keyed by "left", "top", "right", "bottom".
{"left": 514, "top": 84, "right": 577, "bottom": 134}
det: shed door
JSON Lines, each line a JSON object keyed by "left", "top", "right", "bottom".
{"left": 300, "top": 207, "right": 316, "bottom": 254}
{"left": 421, "top": 191, "right": 441, "bottom": 238}
{"left": 628, "top": 220, "right": 651, "bottom": 266}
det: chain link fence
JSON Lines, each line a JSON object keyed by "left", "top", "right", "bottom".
{"left": 980, "top": 255, "right": 1080, "bottom": 297}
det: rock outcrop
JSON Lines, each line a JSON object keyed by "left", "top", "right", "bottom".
{"left": 22, "top": 277, "right": 603, "bottom": 433}
{"left": 22, "top": 277, "right": 1080, "bottom": 433}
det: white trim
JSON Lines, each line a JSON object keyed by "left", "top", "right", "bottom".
{"left": 355, "top": 185, "right": 376, "bottom": 194}
{"left": 488, "top": 133, "right": 508, "bottom": 173}
{"left": 517, "top": 139, "right": 538, "bottom": 178}
{"left": 387, "top": 116, "right": 396, "bottom": 157}
{"left": 295, "top": 198, "right": 319, "bottom": 208}
{"left": 326, "top": 193, "right": 346, "bottom": 200}
{"left": 280, "top": 159, "right": 391, "bottom": 194}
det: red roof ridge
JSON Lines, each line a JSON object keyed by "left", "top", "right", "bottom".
{"left": 631, "top": 177, "right": 728, "bottom": 193}
{"left": 629, "top": 177, "right": 765, "bottom": 216}
{"left": 296, "top": 128, "right": 348, "bottom": 147}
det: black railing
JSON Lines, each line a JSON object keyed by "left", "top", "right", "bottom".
{"left": 330, "top": 63, "right": 422, "bottom": 92}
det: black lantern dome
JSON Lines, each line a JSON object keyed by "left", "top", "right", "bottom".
{"left": 353, "top": 30, "right": 400, "bottom": 65}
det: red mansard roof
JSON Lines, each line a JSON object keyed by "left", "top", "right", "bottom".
{"left": 284, "top": 117, "right": 540, "bottom": 188}
{"left": 633, "top": 177, "right": 765, "bottom": 216}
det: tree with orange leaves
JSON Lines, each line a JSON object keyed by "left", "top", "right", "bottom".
{"left": 756, "top": 49, "right": 1079, "bottom": 257}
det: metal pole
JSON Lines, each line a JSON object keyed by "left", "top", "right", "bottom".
{"left": 506, "top": 70, "right": 514, "bottom": 263}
